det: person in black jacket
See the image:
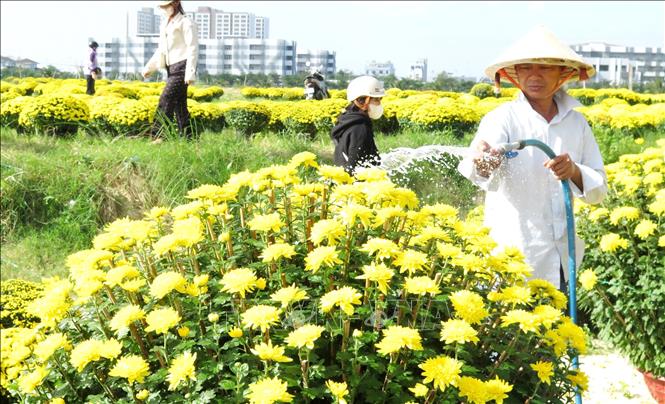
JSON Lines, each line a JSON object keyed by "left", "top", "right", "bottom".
{"left": 330, "top": 75, "right": 385, "bottom": 175}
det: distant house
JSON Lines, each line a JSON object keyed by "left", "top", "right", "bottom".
{"left": 1, "top": 56, "right": 16, "bottom": 68}
{"left": 15, "top": 58, "right": 39, "bottom": 69}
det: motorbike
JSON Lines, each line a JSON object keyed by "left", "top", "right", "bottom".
{"left": 304, "top": 66, "right": 330, "bottom": 100}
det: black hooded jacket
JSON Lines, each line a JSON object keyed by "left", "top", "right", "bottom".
{"left": 330, "top": 105, "right": 380, "bottom": 174}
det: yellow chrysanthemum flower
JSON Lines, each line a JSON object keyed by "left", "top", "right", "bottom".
{"left": 579, "top": 270, "right": 598, "bottom": 291}
{"left": 17, "top": 365, "right": 48, "bottom": 395}
{"left": 393, "top": 249, "right": 429, "bottom": 275}
{"left": 228, "top": 326, "right": 243, "bottom": 338}
{"left": 419, "top": 355, "right": 462, "bottom": 392}
{"left": 356, "top": 262, "right": 394, "bottom": 294}
{"left": 566, "top": 370, "right": 589, "bottom": 392}
{"left": 530, "top": 361, "right": 554, "bottom": 384}
{"left": 251, "top": 340, "right": 292, "bottom": 363}
{"left": 500, "top": 309, "right": 540, "bottom": 333}
{"left": 271, "top": 285, "right": 308, "bottom": 308}
{"left": 440, "top": 319, "right": 479, "bottom": 345}
{"left": 609, "top": 206, "right": 640, "bottom": 225}
{"left": 599, "top": 233, "right": 629, "bottom": 252}
{"left": 634, "top": 219, "right": 657, "bottom": 239}
{"left": 109, "top": 355, "right": 151, "bottom": 385}
{"left": 34, "top": 333, "right": 71, "bottom": 362}
{"left": 260, "top": 242, "right": 297, "bottom": 263}
{"left": 488, "top": 286, "right": 533, "bottom": 305}
{"left": 320, "top": 286, "right": 362, "bottom": 316}
{"left": 326, "top": 380, "right": 349, "bottom": 404}
{"left": 457, "top": 376, "right": 489, "bottom": 404}
{"left": 588, "top": 207, "right": 609, "bottom": 222}
{"left": 248, "top": 212, "right": 285, "bottom": 233}
{"left": 144, "top": 307, "right": 181, "bottom": 335}
{"left": 375, "top": 325, "right": 423, "bottom": 355}
{"left": 449, "top": 290, "right": 488, "bottom": 325}
{"left": 246, "top": 376, "right": 294, "bottom": 404}
{"left": 109, "top": 304, "right": 145, "bottom": 333}
{"left": 167, "top": 351, "right": 197, "bottom": 390}
{"left": 149, "top": 272, "right": 187, "bottom": 300}
{"left": 360, "top": 238, "right": 401, "bottom": 260}
{"left": 304, "top": 246, "right": 342, "bottom": 273}
{"left": 310, "top": 219, "right": 346, "bottom": 246}
{"left": 220, "top": 267, "right": 259, "bottom": 298}
{"left": 404, "top": 276, "right": 440, "bottom": 296}
{"left": 409, "top": 383, "right": 429, "bottom": 398}
{"left": 485, "top": 376, "right": 513, "bottom": 404}
{"left": 285, "top": 324, "right": 325, "bottom": 350}
{"left": 241, "top": 305, "right": 281, "bottom": 332}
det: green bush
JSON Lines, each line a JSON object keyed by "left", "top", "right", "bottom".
{"left": 469, "top": 83, "right": 495, "bottom": 99}
{"left": 222, "top": 102, "right": 271, "bottom": 137}
{"left": 0, "top": 279, "right": 43, "bottom": 329}
{"left": 577, "top": 141, "right": 665, "bottom": 377}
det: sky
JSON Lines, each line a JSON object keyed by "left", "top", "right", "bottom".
{"left": 1, "top": 1, "right": 664, "bottom": 79}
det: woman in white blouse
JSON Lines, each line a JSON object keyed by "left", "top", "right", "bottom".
{"left": 458, "top": 26, "right": 608, "bottom": 291}
{"left": 143, "top": 0, "right": 198, "bottom": 139}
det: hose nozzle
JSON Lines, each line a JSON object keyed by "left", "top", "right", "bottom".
{"left": 494, "top": 141, "right": 524, "bottom": 153}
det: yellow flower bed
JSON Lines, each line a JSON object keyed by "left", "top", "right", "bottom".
{"left": 576, "top": 139, "right": 665, "bottom": 378}
{"left": 2, "top": 155, "right": 587, "bottom": 402}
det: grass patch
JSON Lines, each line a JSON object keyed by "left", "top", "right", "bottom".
{"left": 2, "top": 125, "right": 659, "bottom": 282}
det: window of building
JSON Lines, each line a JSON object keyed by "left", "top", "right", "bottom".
{"left": 224, "top": 45, "right": 232, "bottom": 50}
{"left": 250, "top": 45, "right": 264, "bottom": 50}
{"left": 599, "top": 65, "right": 609, "bottom": 71}
{"left": 224, "top": 55, "right": 232, "bottom": 60}
{"left": 224, "top": 64, "right": 232, "bottom": 69}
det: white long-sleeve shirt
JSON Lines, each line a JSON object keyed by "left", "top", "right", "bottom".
{"left": 458, "top": 90, "right": 607, "bottom": 287}
{"left": 143, "top": 13, "right": 198, "bottom": 83}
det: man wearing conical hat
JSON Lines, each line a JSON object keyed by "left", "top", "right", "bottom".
{"left": 458, "top": 26, "right": 608, "bottom": 291}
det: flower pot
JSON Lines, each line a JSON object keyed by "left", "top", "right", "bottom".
{"left": 640, "top": 370, "right": 665, "bottom": 404}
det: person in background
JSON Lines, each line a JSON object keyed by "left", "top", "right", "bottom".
{"left": 458, "top": 25, "right": 607, "bottom": 292}
{"left": 142, "top": 0, "right": 198, "bottom": 140}
{"left": 86, "top": 41, "right": 99, "bottom": 95}
{"left": 330, "top": 75, "right": 385, "bottom": 175}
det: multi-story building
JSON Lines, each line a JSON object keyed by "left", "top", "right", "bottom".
{"left": 186, "top": 7, "right": 269, "bottom": 40}
{"left": 365, "top": 60, "right": 395, "bottom": 77}
{"left": 254, "top": 17, "right": 269, "bottom": 39}
{"left": 98, "top": 37, "right": 296, "bottom": 77}
{"left": 410, "top": 58, "right": 428, "bottom": 82}
{"left": 296, "top": 50, "right": 336, "bottom": 75}
{"left": 571, "top": 42, "right": 665, "bottom": 85}
{"left": 131, "top": 7, "right": 161, "bottom": 37}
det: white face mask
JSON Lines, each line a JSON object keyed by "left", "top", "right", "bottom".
{"left": 367, "top": 103, "right": 384, "bottom": 120}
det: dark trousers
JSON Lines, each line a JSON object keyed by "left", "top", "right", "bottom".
{"left": 152, "top": 60, "right": 191, "bottom": 138}
{"left": 85, "top": 75, "right": 95, "bottom": 95}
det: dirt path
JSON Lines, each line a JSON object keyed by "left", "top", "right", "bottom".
{"left": 580, "top": 340, "right": 657, "bottom": 403}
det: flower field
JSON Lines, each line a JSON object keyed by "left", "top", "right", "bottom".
{"left": 1, "top": 76, "right": 664, "bottom": 403}
{"left": 1, "top": 154, "right": 593, "bottom": 403}
{"left": 1, "top": 78, "right": 664, "bottom": 139}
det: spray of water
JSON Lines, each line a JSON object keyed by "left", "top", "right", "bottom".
{"left": 379, "top": 145, "right": 472, "bottom": 174}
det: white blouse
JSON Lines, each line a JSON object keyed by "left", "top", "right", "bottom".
{"left": 458, "top": 90, "right": 608, "bottom": 287}
{"left": 143, "top": 13, "right": 199, "bottom": 83}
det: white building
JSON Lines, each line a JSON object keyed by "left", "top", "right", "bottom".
{"left": 365, "top": 60, "right": 395, "bottom": 77}
{"left": 296, "top": 50, "right": 336, "bottom": 75}
{"left": 131, "top": 8, "right": 161, "bottom": 37}
{"left": 186, "top": 7, "right": 269, "bottom": 40}
{"left": 410, "top": 58, "right": 428, "bottom": 82}
{"left": 571, "top": 42, "right": 665, "bottom": 85}
{"left": 98, "top": 37, "right": 296, "bottom": 77}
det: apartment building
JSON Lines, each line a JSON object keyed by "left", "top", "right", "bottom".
{"left": 571, "top": 42, "right": 665, "bottom": 85}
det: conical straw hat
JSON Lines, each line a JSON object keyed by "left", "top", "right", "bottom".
{"left": 485, "top": 25, "right": 595, "bottom": 85}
